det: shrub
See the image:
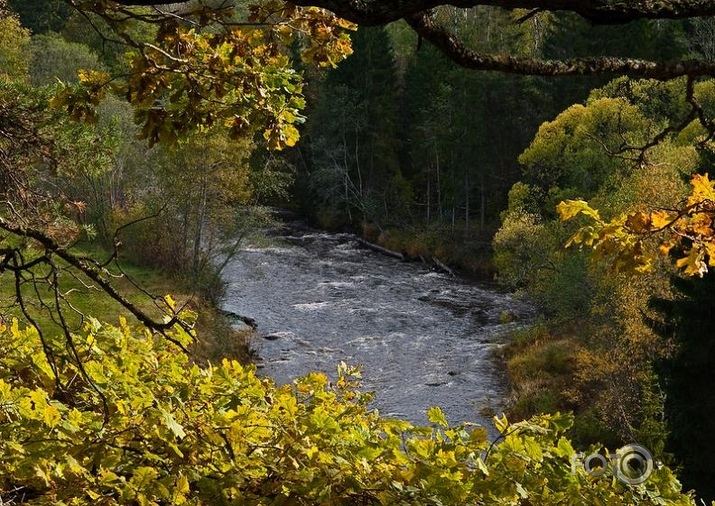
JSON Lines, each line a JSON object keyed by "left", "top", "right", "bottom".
{"left": 0, "top": 318, "right": 696, "bottom": 505}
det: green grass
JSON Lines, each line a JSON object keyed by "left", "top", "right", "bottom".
{"left": 1, "top": 245, "right": 166, "bottom": 329}
{"left": 0, "top": 242, "right": 255, "bottom": 364}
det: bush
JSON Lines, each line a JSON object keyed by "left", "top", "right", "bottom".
{"left": 0, "top": 317, "right": 697, "bottom": 504}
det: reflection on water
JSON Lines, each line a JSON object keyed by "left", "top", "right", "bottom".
{"left": 222, "top": 222, "right": 534, "bottom": 432}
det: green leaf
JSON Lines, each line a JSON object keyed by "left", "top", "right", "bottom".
{"left": 427, "top": 406, "right": 448, "bottom": 428}
{"left": 161, "top": 408, "right": 187, "bottom": 440}
{"left": 131, "top": 466, "right": 160, "bottom": 491}
{"left": 556, "top": 199, "right": 601, "bottom": 222}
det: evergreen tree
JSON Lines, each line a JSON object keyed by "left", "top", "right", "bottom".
{"left": 8, "top": 0, "right": 71, "bottom": 33}
{"left": 303, "top": 26, "right": 405, "bottom": 227}
{"left": 650, "top": 272, "right": 715, "bottom": 502}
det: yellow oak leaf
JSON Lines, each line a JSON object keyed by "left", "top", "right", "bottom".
{"left": 650, "top": 209, "right": 675, "bottom": 230}
{"left": 688, "top": 173, "right": 715, "bottom": 206}
{"left": 625, "top": 211, "right": 651, "bottom": 234}
{"left": 675, "top": 246, "right": 708, "bottom": 277}
{"left": 690, "top": 212, "right": 713, "bottom": 237}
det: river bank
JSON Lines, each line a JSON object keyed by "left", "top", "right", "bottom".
{"left": 363, "top": 226, "right": 498, "bottom": 281}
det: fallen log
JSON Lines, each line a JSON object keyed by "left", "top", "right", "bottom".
{"left": 355, "top": 238, "right": 456, "bottom": 277}
{"left": 431, "top": 255, "right": 455, "bottom": 277}
{"left": 219, "top": 309, "right": 258, "bottom": 329}
{"left": 356, "top": 238, "right": 405, "bottom": 261}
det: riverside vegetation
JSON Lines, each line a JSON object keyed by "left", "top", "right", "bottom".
{"left": 1, "top": 0, "right": 715, "bottom": 503}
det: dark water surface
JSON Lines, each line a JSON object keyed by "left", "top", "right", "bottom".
{"left": 222, "top": 222, "right": 534, "bottom": 432}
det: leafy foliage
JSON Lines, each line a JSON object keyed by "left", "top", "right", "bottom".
{"left": 0, "top": 1, "right": 30, "bottom": 81}
{"left": 28, "top": 33, "right": 105, "bottom": 87}
{"left": 557, "top": 173, "right": 715, "bottom": 277}
{"left": 0, "top": 3, "right": 712, "bottom": 503}
{"left": 492, "top": 77, "right": 702, "bottom": 455}
{"left": 113, "top": 130, "right": 279, "bottom": 303}
{"left": 0, "top": 317, "right": 697, "bottom": 505}
{"left": 518, "top": 97, "right": 650, "bottom": 195}
{"left": 51, "top": 1, "right": 355, "bottom": 148}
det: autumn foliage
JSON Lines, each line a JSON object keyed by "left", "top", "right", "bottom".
{"left": 0, "top": 316, "right": 698, "bottom": 505}
{"left": 51, "top": 1, "right": 355, "bottom": 149}
{"left": 558, "top": 173, "right": 715, "bottom": 277}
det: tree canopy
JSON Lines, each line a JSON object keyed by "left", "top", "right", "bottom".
{"left": 80, "top": 0, "right": 715, "bottom": 79}
{"left": 43, "top": 1, "right": 715, "bottom": 193}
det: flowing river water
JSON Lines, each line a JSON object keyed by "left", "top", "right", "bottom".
{"left": 221, "top": 221, "right": 534, "bottom": 433}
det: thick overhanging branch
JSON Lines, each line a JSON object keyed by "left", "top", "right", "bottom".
{"left": 406, "top": 11, "right": 715, "bottom": 79}
{"left": 96, "top": 0, "right": 715, "bottom": 79}
{"left": 108, "top": 0, "right": 715, "bottom": 26}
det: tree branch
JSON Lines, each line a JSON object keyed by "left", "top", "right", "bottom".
{"left": 0, "top": 216, "right": 194, "bottom": 343}
{"left": 405, "top": 11, "right": 715, "bottom": 79}
{"left": 109, "top": 0, "right": 715, "bottom": 26}
{"left": 76, "top": 1, "right": 715, "bottom": 80}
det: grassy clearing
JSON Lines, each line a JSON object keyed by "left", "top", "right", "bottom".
{"left": 0, "top": 242, "right": 255, "bottom": 364}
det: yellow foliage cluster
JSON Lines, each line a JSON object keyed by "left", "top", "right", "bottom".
{"left": 558, "top": 173, "right": 715, "bottom": 277}
{"left": 51, "top": 1, "right": 356, "bottom": 149}
{"left": 0, "top": 317, "right": 697, "bottom": 504}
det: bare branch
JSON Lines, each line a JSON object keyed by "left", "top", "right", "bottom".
{"left": 0, "top": 216, "right": 194, "bottom": 343}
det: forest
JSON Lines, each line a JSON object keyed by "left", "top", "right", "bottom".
{"left": 1, "top": 0, "right": 715, "bottom": 504}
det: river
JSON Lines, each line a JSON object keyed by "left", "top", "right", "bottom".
{"left": 221, "top": 221, "right": 534, "bottom": 433}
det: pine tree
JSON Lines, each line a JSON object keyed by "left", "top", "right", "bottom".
{"left": 650, "top": 271, "right": 715, "bottom": 502}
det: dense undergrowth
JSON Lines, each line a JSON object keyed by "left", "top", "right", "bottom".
{"left": 491, "top": 77, "right": 715, "bottom": 501}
